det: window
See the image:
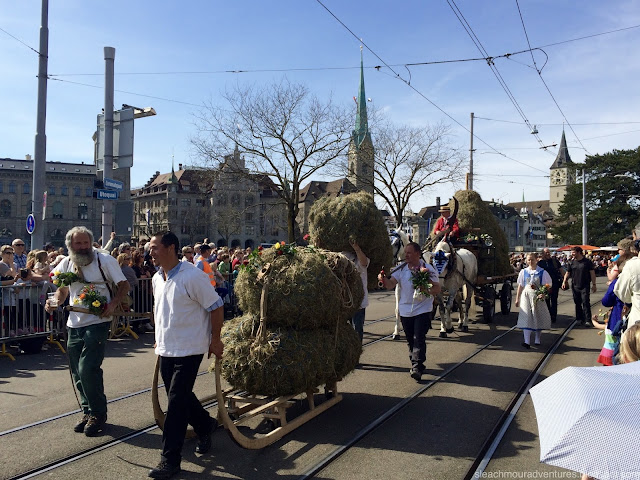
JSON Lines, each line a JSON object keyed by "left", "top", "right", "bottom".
{"left": 78, "top": 202, "right": 88, "bottom": 220}
{"left": 217, "top": 193, "right": 227, "bottom": 206}
{"left": 85, "top": 187, "right": 92, "bottom": 197}
{"left": 53, "top": 201, "right": 63, "bottom": 219}
{"left": 231, "top": 193, "right": 240, "bottom": 206}
{"left": 0, "top": 182, "right": 3, "bottom": 193}
{"left": 23, "top": 183, "right": 30, "bottom": 194}
{"left": 61, "top": 186, "right": 68, "bottom": 196}
{"left": 181, "top": 198, "right": 191, "bottom": 207}
{"left": 245, "top": 195, "right": 254, "bottom": 207}
{"left": 196, "top": 198, "right": 205, "bottom": 207}
{"left": 49, "top": 185, "right": 55, "bottom": 196}
{"left": 9, "top": 182, "right": 16, "bottom": 194}
{"left": 245, "top": 212, "right": 254, "bottom": 222}
{"left": 168, "top": 198, "right": 177, "bottom": 206}
{"left": 181, "top": 225, "right": 190, "bottom": 234}
{"left": 0, "top": 199, "right": 11, "bottom": 217}
{"left": 245, "top": 225, "right": 255, "bottom": 236}
{"left": 74, "top": 186, "right": 81, "bottom": 196}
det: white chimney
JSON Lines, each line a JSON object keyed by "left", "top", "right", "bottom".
{"left": 25, "top": 154, "right": 32, "bottom": 160}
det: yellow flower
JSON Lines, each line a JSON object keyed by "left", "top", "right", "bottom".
{"left": 92, "top": 300, "right": 101, "bottom": 308}
{"left": 73, "top": 298, "right": 80, "bottom": 305}
{"left": 274, "top": 242, "right": 281, "bottom": 249}
{"left": 53, "top": 271, "right": 60, "bottom": 276}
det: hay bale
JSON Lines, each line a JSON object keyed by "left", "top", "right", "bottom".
{"left": 433, "top": 190, "right": 512, "bottom": 276}
{"left": 218, "top": 314, "right": 360, "bottom": 396}
{"left": 234, "top": 247, "right": 347, "bottom": 330}
{"left": 308, "top": 191, "right": 392, "bottom": 289}
{"left": 323, "top": 251, "right": 364, "bottom": 320}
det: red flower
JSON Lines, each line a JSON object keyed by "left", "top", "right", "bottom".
{"left": 303, "top": 234, "right": 310, "bottom": 241}
{"left": 258, "top": 246, "right": 264, "bottom": 251}
{"left": 276, "top": 250, "right": 283, "bottom": 256}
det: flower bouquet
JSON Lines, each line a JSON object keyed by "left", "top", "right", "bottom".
{"left": 411, "top": 267, "right": 433, "bottom": 301}
{"left": 480, "top": 233, "right": 493, "bottom": 246}
{"left": 73, "top": 284, "right": 108, "bottom": 315}
{"left": 49, "top": 270, "right": 80, "bottom": 287}
{"left": 534, "top": 283, "right": 551, "bottom": 303}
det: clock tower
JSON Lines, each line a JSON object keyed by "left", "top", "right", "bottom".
{"left": 549, "top": 130, "right": 575, "bottom": 215}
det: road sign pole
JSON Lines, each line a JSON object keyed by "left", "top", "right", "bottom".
{"left": 101, "top": 47, "right": 115, "bottom": 246}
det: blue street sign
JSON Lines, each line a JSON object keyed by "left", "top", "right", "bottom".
{"left": 97, "top": 189, "right": 120, "bottom": 200}
{"left": 104, "top": 177, "right": 124, "bottom": 191}
{"left": 26, "top": 214, "right": 36, "bottom": 235}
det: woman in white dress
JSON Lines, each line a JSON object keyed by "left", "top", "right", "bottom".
{"left": 515, "top": 252, "right": 552, "bottom": 348}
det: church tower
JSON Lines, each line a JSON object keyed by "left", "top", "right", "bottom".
{"left": 347, "top": 49, "right": 374, "bottom": 195}
{"left": 549, "top": 130, "right": 576, "bottom": 215}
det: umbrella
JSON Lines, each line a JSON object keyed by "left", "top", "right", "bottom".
{"left": 556, "top": 244, "right": 599, "bottom": 251}
{"left": 530, "top": 361, "right": 640, "bottom": 480}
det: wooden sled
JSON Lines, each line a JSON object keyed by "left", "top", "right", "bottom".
{"left": 214, "top": 358, "right": 342, "bottom": 449}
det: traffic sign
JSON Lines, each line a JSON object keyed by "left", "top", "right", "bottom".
{"left": 26, "top": 214, "right": 36, "bottom": 235}
{"left": 96, "top": 189, "right": 119, "bottom": 200}
{"left": 104, "top": 177, "right": 124, "bottom": 191}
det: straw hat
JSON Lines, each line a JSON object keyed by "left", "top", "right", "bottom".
{"left": 439, "top": 205, "right": 451, "bottom": 213}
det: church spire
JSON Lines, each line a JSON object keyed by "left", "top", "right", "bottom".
{"left": 551, "top": 129, "right": 573, "bottom": 168}
{"left": 169, "top": 154, "right": 178, "bottom": 183}
{"left": 354, "top": 46, "right": 369, "bottom": 149}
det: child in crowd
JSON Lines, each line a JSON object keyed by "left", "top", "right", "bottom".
{"left": 619, "top": 323, "right": 640, "bottom": 363}
{"left": 32, "top": 250, "right": 51, "bottom": 276}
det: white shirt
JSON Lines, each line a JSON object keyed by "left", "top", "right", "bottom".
{"left": 56, "top": 251, "right": 127, "bottom": 328}
{"left": 153, "top": 261, "right": 221, "bottom": 357}
{"left": 615, "top": 256, "right": 640, "bottom": 324}
{"left": 516, "top": 266, "right": 552, "bottom": 288}
{"left": 342, "top": 251, "right": 370, "bottom": 309}
{"left": 391, "top": 262, "right": 439, "bottom": 317}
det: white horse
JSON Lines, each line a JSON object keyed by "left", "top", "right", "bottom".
{"left": 389, "top": 229, "right": 409, "bottom": 340}
{"left": 427, "top": 241, "right": 478, "bottom": 338}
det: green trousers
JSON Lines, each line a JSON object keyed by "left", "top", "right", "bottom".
{"left": 67, "top": 322, "right": 110, "bottom": 416}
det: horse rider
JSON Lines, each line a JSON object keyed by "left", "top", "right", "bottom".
{"left": 425, "top": 205, "right": 461, "bottom": 252}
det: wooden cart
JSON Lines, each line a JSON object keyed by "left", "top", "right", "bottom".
{"left": 452, "top": 241, "right": 517, "bottom": 323}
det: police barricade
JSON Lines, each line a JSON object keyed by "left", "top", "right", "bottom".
{"left": 109, "top": 277, "right": 154, "bottom": 340}
{"left": 0, "top": 282, "right": 66, "bottom": 361}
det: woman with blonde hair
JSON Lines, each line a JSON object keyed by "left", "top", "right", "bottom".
{"left": 515, "top": 252, "right": 553, "bottom": 349}
{"left": 619, "top": 323, "right": 640, "bottom": 363}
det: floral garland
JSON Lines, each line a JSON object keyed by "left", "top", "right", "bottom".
{"left": 72, "top": 284, "right": 108, "bottom": 315}
{"left": 241, "top": 239, "right": 318, "bottom": 274}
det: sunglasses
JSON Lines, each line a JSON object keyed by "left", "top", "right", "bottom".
{"left": 2, "top": 251, "right": 14, "bottom": 254}
{"left": 13, "top": 244, "right": 25, "bottom": 247}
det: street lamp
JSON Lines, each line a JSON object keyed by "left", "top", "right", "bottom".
{"left": 582, "top": 169, "right": 587, "bottom": 245}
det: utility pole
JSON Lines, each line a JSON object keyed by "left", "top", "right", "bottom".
{"left": 101, "top": 47, "right": 115, "bottom": 245}
{"left": 469, "top": 112, "right": 474, "bottom": 191}
{"left": 31, "top": 0, "right": 49, "bottom": 250}
{"left": 582, "top": 169, "right": 588, "bottom": 245}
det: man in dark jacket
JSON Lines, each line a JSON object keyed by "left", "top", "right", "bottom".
{"left": 562, "top": 246, "right": 597, "bottom": 326}
{"left": 538, "top": 248, "right": 566, "bottom": 323}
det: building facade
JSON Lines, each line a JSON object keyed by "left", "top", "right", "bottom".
{"left": 0, "top": 157, "right": 101, "bottom": 248}
{"left": 131, "top": 150, "right": 287, "bottom": 248}
{"left": 549, "top": 130, "right": 576, "bottom": 215}
{"left": 347, "top": 52, "right": 374, "bottom": 195}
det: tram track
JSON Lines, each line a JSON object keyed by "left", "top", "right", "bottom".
{"left": 297, "top": 296, "right": 599, "bottom": 479}
{"left": 6, "top": 293, "right": 593, "bottom": 479}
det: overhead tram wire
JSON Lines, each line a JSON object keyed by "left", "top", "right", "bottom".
{"left": 0, "top": 26, "right": 41, "bottom": 55}
{"left": 515, "top": 0, "right": 589, "bottom": 154}
{"left": 475, "top": 117, "right": 640, "bottom": 126}
{"left": 314, "top": 0, "right": 548, "bottom": 175}
{"left": 445, "top": 0, "right": 550, "bottom": 152}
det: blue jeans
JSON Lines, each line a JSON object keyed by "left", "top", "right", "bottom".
{"left": 67, "top": 322, "right": 110, "bottom": 416}
{"left": 351, "top": 308, "right": 365, "bottom": 343}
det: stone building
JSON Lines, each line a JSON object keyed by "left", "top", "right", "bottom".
{"left": 131, "top": 149, "right": 287, "bottom": 248}
{"left": 0, "top": 157, "right": 101, "bottom": 248}
{"left": 549, "top": 130, "right": 576, "bottom": 215}
{"left": 347, "top": 51, "right": 375, "bottom": 195}
{"left": 296, "top": 178, "right": 358, "bottom": 234}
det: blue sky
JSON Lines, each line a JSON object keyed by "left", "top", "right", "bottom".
{"left": 2, "top": 0, "right": 640, "bottom": 211}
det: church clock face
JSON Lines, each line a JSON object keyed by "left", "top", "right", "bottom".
{"left": 551, "top": 170, "right": 562, "bottom": 186}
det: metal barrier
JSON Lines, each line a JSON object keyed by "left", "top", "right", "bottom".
{"left": 109, "top": 277, "right": 154, "bottom": 340}
{"left": 1, "top": 282, "right": 66, "bottom": 361}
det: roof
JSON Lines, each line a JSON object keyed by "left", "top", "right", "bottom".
{"left": 299, "top": 178, "right": 357, "bottom": 203}
{"left": 550, "top": 130, "right": 573, "bottom": 169}
{"left": 417, "top": 205, "right": 440, "bottom": 219}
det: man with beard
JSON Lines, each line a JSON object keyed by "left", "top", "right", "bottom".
{"left": 45, "top": 226, "right": 129, "bottom": 436}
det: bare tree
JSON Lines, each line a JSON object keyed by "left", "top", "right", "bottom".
{"left": 191, "top": 79, "right": 351, "bottom": 242}
{"left": 363, "top": 120, "right": 465, "bottom": 226}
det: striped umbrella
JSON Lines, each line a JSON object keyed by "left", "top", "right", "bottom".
{"left": 530, "top": 361, "right": 640, "bottom": 480}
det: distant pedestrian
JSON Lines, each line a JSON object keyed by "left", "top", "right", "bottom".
{"left": 614, "top": 239, "right": 640, "bottom": 326}
{"left": 538, "top": 248, "right": 566, "bottom": 323}
{"left": 562, "top": 246, "right": 597, "bottom": 327}
{"left": 342, "top": 239, "right": 369, "bottom": 343}
{"left": 515, "top": 253, "right": 552, "bottom": 348}
{"left": 148, "top": 231, "right": 224, "bottom": 480}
